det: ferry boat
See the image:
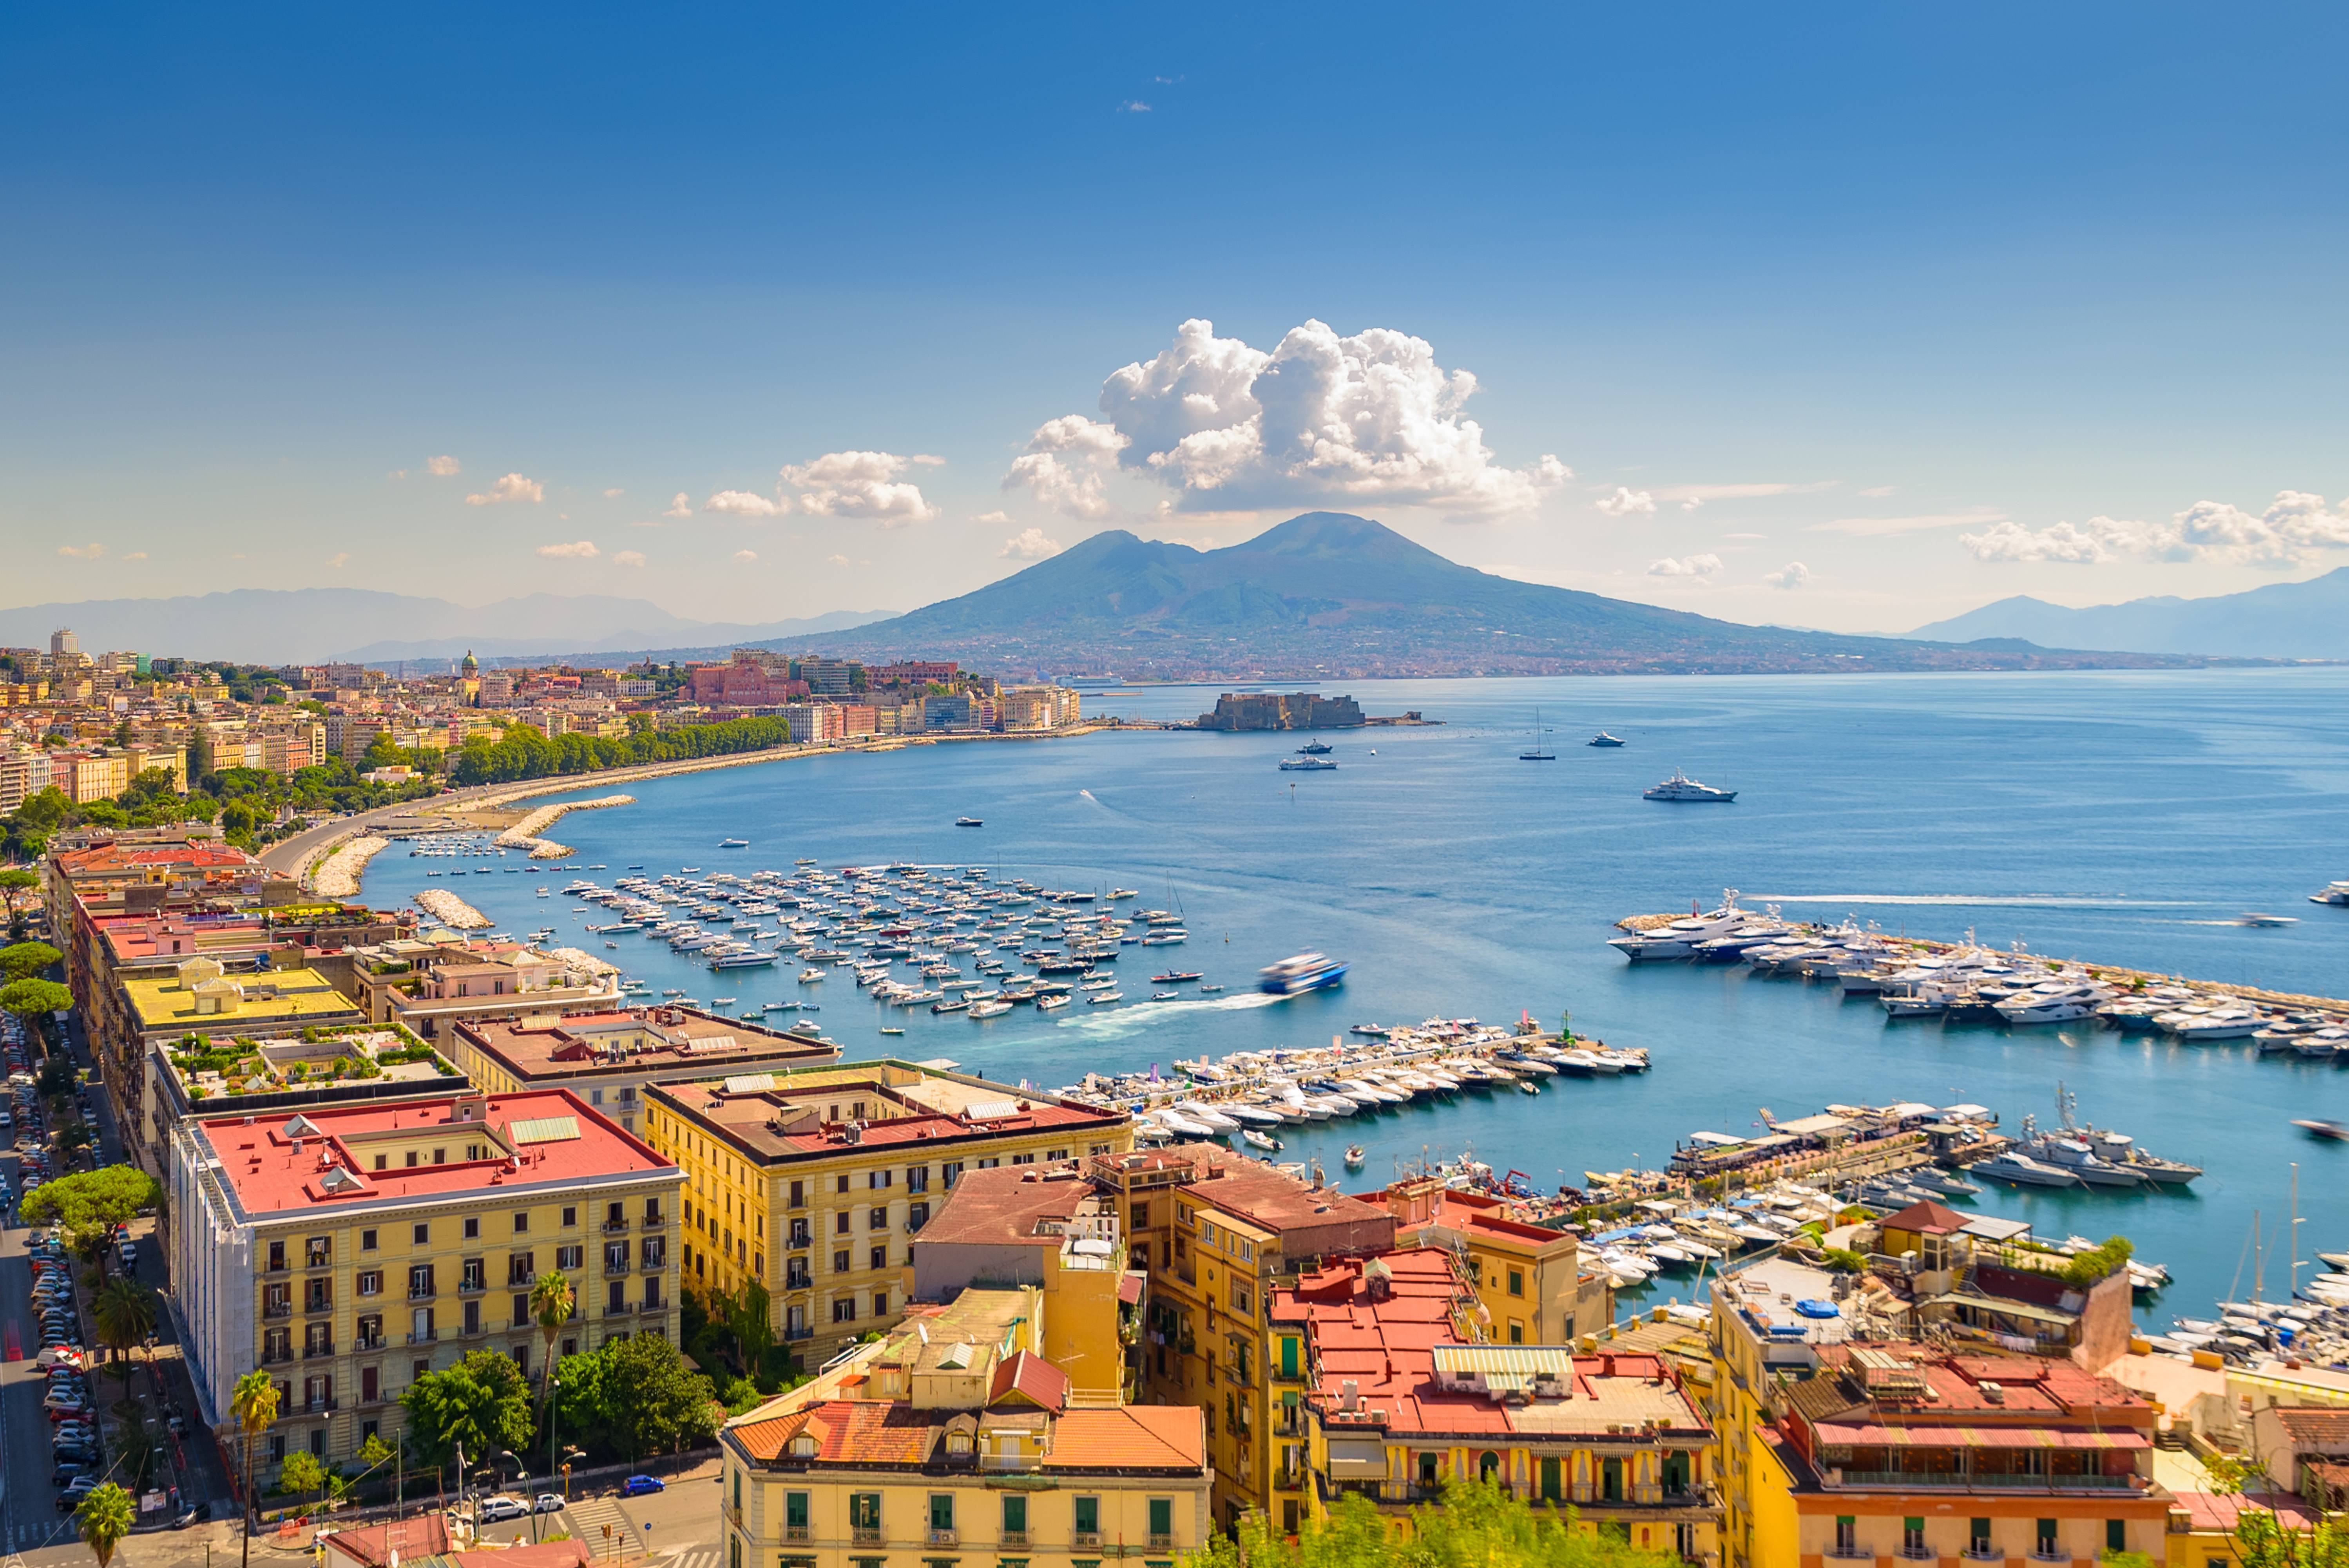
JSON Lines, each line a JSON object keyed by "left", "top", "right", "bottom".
{"left": 1279, "top": 757, "right": 1337, "bottom": 772}
{"left": 1259, "top": 953, "right": 1349, "bottom": 995}
{"left": 1642, "top": 770, "right": 1736, "bottom": 802}
{"left": 1588, "top": 732, "right": 1626, "bottom": 747}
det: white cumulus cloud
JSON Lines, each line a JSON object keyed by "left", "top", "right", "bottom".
{"left": 1646, "top": 553, "right": 1723, "bottom": 577}
{"left": 536, "top": 540, "right": 599, "bottom": 559}
{"left": 732, "top": 549, "right": 759, "bottom": 564}
{"left": 601, "top": 487, "right": 625, "bottom": 499}
{"left": 612, "top": 550, "right": 646, "bottom": 568}
{"left": 1006, "top": 317, "right": 1569, "bottom": 519}
{"left": 1764, "top": 561, "right": 1811, "bottom": 589}
{"left": 466, "top": 473, "right": 544, "bottom": 506}
{"left": 780, "top": 451, "right": 942, "bottom": 525}
{"left": 826, "top": 553, "right": 851, "bottom": 567}
{"left": 1961, "top": 491, "right": 2349, "bottom": 568}
{"left": 662, "top": 492, "right": 694, "bottom": 519}
{"left": 123, "top": 550, "right": 149, "bottom": 562}
{"left": 57, "top": 543, "right": 105, "bottom": 559}
{"left": 1000, "top": 527, "right": 1063, "bottom": 560}
{"left": 326, "top": 552, "right": 349, "bottom": 569}
{"left": 1597, "top": 487, "right": 1656, "bottom": 517}
{"left": 426, "top": 455, "right": 461, "bottom": 477}
{"left": 705, "top": 489, "right": 788, "bottom": 517}
{"left": 971, "top": 510, "right": 1012, "bottom": 524}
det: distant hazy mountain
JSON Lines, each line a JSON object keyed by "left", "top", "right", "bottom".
{"left": 1904, "top": 568, "right": 2349, "bottom": 658}
{"left": 810, "top": 511, "right": 2190, "bottom": 678}
{"left": 0, "top": 589, "right": 896, "bottom": 666}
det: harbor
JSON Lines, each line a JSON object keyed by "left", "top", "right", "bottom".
{"left": 1612, "top": 892, "right": 2349, "bottom": 1059}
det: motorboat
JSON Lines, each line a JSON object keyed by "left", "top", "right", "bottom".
{"left": 1344, "top": 1144, "right": 1366, "bottom": 1167}
{"left": 1588, "top": 732, "right": 1626, "bottom": 747}
{"left": 1259, "top": 953, "right": 1348, "bottom": 995}
{"left": 1971, "top": 1150, "right": 2087, "bottom": 1188}
{"left": 1241, "top": 1128, "right": 1282, "bottom": 1152}
{"left": 1642, "top": 769, "right": 1735, "bottom": 802}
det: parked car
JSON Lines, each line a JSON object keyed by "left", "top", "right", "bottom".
{"left": 56, "top": 1477, "right": 99, "bottom": 1511}
{"left": 619, "top": 1475, "right": 665, "bottom": 1496}
{"left": 51, "top": 1463, "right": 89, "bottom": 1488}
{"left": 476, "top": 1496, "right": 531, "bottom": 1524}
{"left": 532, "top": 1495, "right": 565, "bottom": 1515}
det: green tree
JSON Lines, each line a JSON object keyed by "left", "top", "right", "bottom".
{"left": 0, "top": 867, "right": 39, "bottom": 935}
{"left": 21, "top": 1167, "right": 161, "bottom": 1284}
{"left": 400, "top": 1349, "right": 535, "bottom": 1473}
{"left": 0, "top": 977, "right": 73, "bottom": 1022}
{"left": 1181, "top": 1484, "right": 1679, "bottom": 1568}
{"left": 277, "top": 1449, "right": 328, "bottom": 1508}
{"left": 72, "top": 1482, "right": 134, "bottom": 1568}
{"left": 529, "top": 1270, "right": 575, "bottom": 1414}
{"left": 232, "top": 1369, "right": 280, "bottom": 1565}
{"left": 92, "top": 1276, "right": 159, "bottom": 1371}
{"left": 0, "top": 941, "right": 61, "bottom": 981}
{"left": 554, "top": 1333, "right": 718, "bottom": 1462}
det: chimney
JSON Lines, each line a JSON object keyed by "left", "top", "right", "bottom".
{"left": 1340, "top": 1379, "right": 1359, "bottom": 1412}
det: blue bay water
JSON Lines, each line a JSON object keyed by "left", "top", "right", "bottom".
{"left": 362, "top": 668, "right": 2349, "bottom": 1326}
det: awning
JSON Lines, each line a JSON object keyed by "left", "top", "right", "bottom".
{"left": 1812, "top": 1421, "right": 2149, "bottom": 1450}
{"left": 1328, "top": 1436, "right": 1389, "bottom": 1479}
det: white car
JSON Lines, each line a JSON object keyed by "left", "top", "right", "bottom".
{"left": 476, "top": 1496, "right": 530, "bottom": 1525}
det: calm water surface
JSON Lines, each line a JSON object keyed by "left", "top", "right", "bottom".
{"left": 363, "top": 668, "right": 2349, "bottom": 1327}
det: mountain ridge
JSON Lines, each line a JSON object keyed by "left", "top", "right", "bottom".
{"left": 1902, "top": 567, "right": 2349, "bottom": 658}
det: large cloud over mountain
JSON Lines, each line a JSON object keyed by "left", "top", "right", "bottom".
{"left": 1962, "top": 491, "right": 2349, "bottom": 567}
{"left": 1006, "top": 318, "right": 1568, "bottom": 519}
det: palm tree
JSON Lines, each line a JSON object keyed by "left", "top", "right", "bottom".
{"left": 74, "top": 1482, "right": 134, "bottom": 1568}
{"left": 530, "top": 1270, "right": 574, "bottom": 1411}
{"left": 231, "top": 1369, "right": 280, "bottom": 1568}
{"left": 92, "top": 1276, "right": 157, "bottom": 1376}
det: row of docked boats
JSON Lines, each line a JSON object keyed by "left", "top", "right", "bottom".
{"left": 1609, "top": 894, "right": 2349, "bottom": 1055}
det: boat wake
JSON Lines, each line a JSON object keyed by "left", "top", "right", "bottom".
{"left": 1054, "top": 990, "right": 1284, "bottom": 1038}
{"left": 1746, "top": 894, "right": 2199, "bottom": 910}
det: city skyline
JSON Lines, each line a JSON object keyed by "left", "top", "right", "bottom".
{"left": 6, "top": 3, "right": 2346, "bottom": 635}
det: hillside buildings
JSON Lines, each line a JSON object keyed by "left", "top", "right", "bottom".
{"left": 169, "top": 1088, "right": 682, "bottom": 1473}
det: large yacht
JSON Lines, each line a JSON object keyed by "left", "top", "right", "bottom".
{"left": 1605, "top": 892, "right": 1753, "bottom": 960}
{"left": 1643, "top": 769, "right": 1735, "bottom": 802}
{"left": 1587, "top": 732, "right": 1626, "bottom": 747}
{"left": 1279, "top": 757, "right": 1337, "bottom": 772}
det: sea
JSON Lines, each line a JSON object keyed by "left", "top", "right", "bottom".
{"left": 359, "top": 667, "right": 2349, "bottom": 1329}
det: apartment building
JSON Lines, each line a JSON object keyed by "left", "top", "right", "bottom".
{"left": 444, "top": 1007, "right": 839, "bottom": 1137}
{"left": 720, "top": 1285, "right": 1209, "bottom": 1568}
{"left": 907, "top": 1162, "right": 1139, "bottom": 1408}
{"left": 643, "top": 1063, "right": 1131, "bottom": 1366}
{"left": 1279, "top": 1248, "right": 1720, "bottom": 1559}
{"left": 1378, "top": 1176, "right": 1609, "bottom": 1347}
{"left": 1096, "top": 1149, "right": 1394, "bottom": 1529}
{"left": 338, "top": 939, "right": 625, "bottom": 1037}
{"left": 168, "top": 1089, "right": 683, "bottom": 1478}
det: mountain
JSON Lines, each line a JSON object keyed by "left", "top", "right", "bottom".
{"left": 807, "top": 511, "right": 2196, "bottom": 679}
{"left": 0, "top": 590, "right": 897, "bottom": 666}
{"left": 1904, "top": 568, "right": 2349, "bottom": 659}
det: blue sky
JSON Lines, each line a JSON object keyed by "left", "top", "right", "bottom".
{"left": 4, "top": 2, "right": 2345, "bottom": 634}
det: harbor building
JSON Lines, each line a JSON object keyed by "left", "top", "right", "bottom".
{"left": 1093, "top": 1149, "right": 1395, "bottom": 1531}
{"left": 643, "top": 1063, "right": 1131, "bottom": 1367}
{"left": 1378, "top": 1175, "right": 1611, "bottom": 1347}
{"left": 1277, "top": 1247, "right": 1720, "bottom": 1560}
{"left": 444, "top": 1006, "right": 840, "bottom": 1138}
{"left": 720, "top": 1285, "right": 1210, "bottom": 1568}
{"left": 167, "top": 1089, "right": 682, "bottom": 1480}
{"left": 907, "top": 1163, "right": 1139, "bottom": 1407}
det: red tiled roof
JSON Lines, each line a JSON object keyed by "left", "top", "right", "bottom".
{"left": 732, "top": 1400, "right": 940, "bottom": 1465}
{"left": 915, "top": 1165, "right": 1092, "bottom": 1248}
{"left": 198, "top": 1090, "right": 673, "bottom": 1214}
{"left": 988, "top": 1350, "right": 1069, "bottom": 1414}
{"left": 2170, "top": 1490, "right": 2321, "bottom": 1532}
{"left": 2274, "top": 1407, "right": 2349, "bottom": 1448}
{"left": 1882, "top": 1199, "right": 1970, "bottom": 1235}
{"left": 1811, "top": 1420, "right": 2149, "bottom": 1450}
{"left": 1041, "top": 1406, "right": 1204, "bottom": 1470}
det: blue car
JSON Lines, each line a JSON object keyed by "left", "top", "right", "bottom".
{"left": 619, "top": 1476, "right": 664, "bottom": 1497}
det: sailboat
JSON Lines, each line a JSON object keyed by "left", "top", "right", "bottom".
{"left": 1519, "top": 708, "right": 1556, "bottom": 761}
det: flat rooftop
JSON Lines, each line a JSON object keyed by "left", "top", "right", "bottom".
{"left": 455, "top": 1008, "right": 840, "bottom": 1082}
{"left": 196, "top": 1089, "right": 673, "bottom": 1218}
{"left": 126, "top": 967, "right": 362, "bottom": 1032}
{"left": 649, "top": 1062, "right": 1126, "bottom": 1166}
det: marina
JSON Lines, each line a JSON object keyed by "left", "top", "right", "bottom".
{"left": 356, "top": 668, "right": 2349, "bottom": 1340}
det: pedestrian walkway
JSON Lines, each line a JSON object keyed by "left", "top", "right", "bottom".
{"left": 653, "top": 1545, "right": 719, "bottom": 1568}
{"left": 558, "top": 1497, "right": 647, "bottom": 1561}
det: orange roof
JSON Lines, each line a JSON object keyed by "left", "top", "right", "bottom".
{"left": 989, "top": 1349, "right": 1069, "bottom": 1414}
{"left": 1882, "top": 1199, "right": 1970, "bottom": 1235}
{"left": 730, "top": 1401, "right": 938, "bottom": 1465}
{"left": 1040, "top": 1406, "right": 1204, "bottom": 1470}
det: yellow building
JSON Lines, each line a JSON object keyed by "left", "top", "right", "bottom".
{"left": 908, "top": 1162, "right": 1139, "bottom": 1407}
{"left": 720, "top": 1285, "right": 1209, "bottom": 1568}
{"left": 1277, "top": 1248, "right": 1719, "bottom": 1560}
{"left": 1378, "top": 1177, "right": 1609, "bottom": 1347}
{"left": 125, "top": 956, "right": 366, "bottom": 1039}
{"left": 644, "top": 1062, "right": 1130, "bottom": 1367}
{"left": 1088, "top": 1150, "right": 1395, "bottom": 1533}
{"left": 167, "top": 1088, "right": 683, "bottom": 1476}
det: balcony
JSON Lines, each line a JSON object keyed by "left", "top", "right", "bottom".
{"left": 782, "top": 1526, "right": 810, "bottom": 1544}
{"left": 261, "top": 1347, "right": 294, "bottom": 1366}
{"left": 850, "top": 1530, "right": 882, "bottom": 1548}
{"left": 458, "top": 1280, "right": 486, "bottom": 1296}
{"left": 641, "top": 1214, "right": 668, "bottom": 1229}
{"left": 264, "top": 1260, "right": 291, "bottom": 1275}
{"left": 457, "top": 1323, "right": 487, "bottom": 1340}
{"left": 303, "top": 1298, "right": 334, "bottom": 1316}
{"left": 1072, "top": 1533, "right": 1101, "bottom": 1551}
{"left": 784, "top": 1275, "right": 813, "bottom": 1293}
{"left": 640, "top": 1255, "right": 666, "bottom": 1272}
{"left": 979, "top": 1454, "right": 1042, "bottom": 1474}
{"left": 1000, "top": 1530, "right": 1029, "bottom": 1548}
{"left": 784, "top": 1327, "right": 814, "bottom": 1343}
{"left": 1825, "top": 1550, "right": 1872, "bottom": 1562}
{"left": 1148, "top": 1533, "right": 1174, "bottom": 1550}
{"left": 927, "top": 1530, "right": 958, "bottom": 1548}
{"left": 603, "top": 1219, "right": 631, "bottom": 1233}
{"left": 299, "top": 1398, "right": 339, "bottom": 1414}
{"left": 508, "top": 1271, "right": 536, "bottom": 1289}
{"left": 1835, "top": 1468, "right": 2136, "bottom": 1492}
{"left": 407, "top": 1287, "right": 437, "bottom": 1302}
{"left": 605, "top": 1261, "right": 632, "bottom": 1276}
{"left": 262, "top": 1302, "right": 293, "bottom": 1320}
{"left": 354, "top": 1334, "right": 385, "bottom": 1352}
{"left": 406, "top": 1329, "right": 438, "bottom": 1345}
{"left": 304, "top": 1343, "right": 336, "bottom": 1360}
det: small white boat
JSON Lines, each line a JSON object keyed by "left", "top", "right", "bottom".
{"left": 1241, "top": 1129, "right": 1282, "bottom": 1152}
{"left": 1344, "top": 1144, "right": 1366, "bottom": 1167}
